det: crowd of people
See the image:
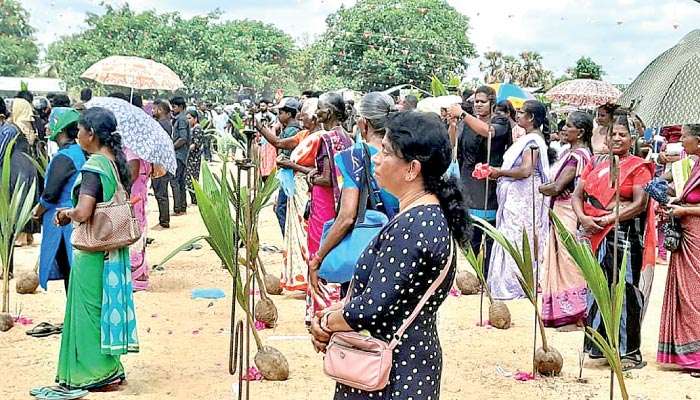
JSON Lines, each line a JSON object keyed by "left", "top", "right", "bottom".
{"left": 2, "top": 82, "right": 699, "bottom": 399}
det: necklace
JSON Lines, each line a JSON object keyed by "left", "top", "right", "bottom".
{"left": 399, "top": 190, "right": 431, "bottom": 212}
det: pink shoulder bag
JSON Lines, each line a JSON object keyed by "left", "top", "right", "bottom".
{"left": 323, "top": 243, "right": 454, "bottom": 392}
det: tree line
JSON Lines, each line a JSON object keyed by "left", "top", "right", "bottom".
{"left": 1, "top": 0, "right": 604, "bottom": 101}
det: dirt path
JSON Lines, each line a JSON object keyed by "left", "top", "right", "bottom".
{"left": 0, "top": 192, "right": 694, "bottom": 399}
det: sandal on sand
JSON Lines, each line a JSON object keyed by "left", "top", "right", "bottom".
{"left": 690, "top": 371, "right": 700, "bottom": 378}
{"left": 26, "top": 322, "right": 62, "bottom": 338}
{"left": 621, "top": 358, "right": 647, "bottom": 371}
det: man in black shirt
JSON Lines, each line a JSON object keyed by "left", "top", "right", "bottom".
{"left": 151, "top": 100, "right": 174, "bottom": 228}
{"left": 170, "top": 96, "right": 191, "bottom": 216}
{"left": 449, "top": 86, "right": 511, "bottom": 278}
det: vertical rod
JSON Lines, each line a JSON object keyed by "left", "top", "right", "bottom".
{"left": 479, "top": 129, "right": 493, "bottom": 326}
{"left": 530, "top": 146, "right": 538, "bottom": 376}
{"left": 610, "top": 155, "right": 621, "bottom": 400}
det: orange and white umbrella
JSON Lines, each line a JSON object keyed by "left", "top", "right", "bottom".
{"left": 81, "top": 56, "right": 184, "bottom": 91}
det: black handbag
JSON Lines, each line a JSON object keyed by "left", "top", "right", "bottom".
{"left": 663, "top": 212, "right": 683, "bottom": 252}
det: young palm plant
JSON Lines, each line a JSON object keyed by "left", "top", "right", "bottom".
{"left": 461, "top": 245, "right": 511, "bottom": 329}
{"left": 474, "top": 216, "right": 563, "bottom": 376}
{"left": 1, "top": 139, "right": 37, "bottom": 331}
{"left": 551, "top": 213, "right": 629, "bottom": 399}
{"left": 159, "top": 161, "right": 288, "bottom": 380}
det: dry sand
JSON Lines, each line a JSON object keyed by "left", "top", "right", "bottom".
{"left": 1, "top": 191, "right": 697, "bottom": 400}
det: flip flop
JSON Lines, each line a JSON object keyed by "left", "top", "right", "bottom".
{"left": 621, "top": 359, "right": 647, "bottom": 371}
{"left": 26, "top": 322, "right": 61, "bottom": 338}
{"left": 30, "top": 386, "right": 88, "bottom": 399}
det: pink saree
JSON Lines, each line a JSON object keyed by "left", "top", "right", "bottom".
{"left": 126, "top": 148, "right": 152, "bottom": 291}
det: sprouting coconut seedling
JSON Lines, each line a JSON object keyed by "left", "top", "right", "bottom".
{"left": 461, "top": 244, "right": 511, "bottom": 329}
{"left": 0, "top": 138, "right": 37, "bottom": 332}
{"left": 159, "top": 161, "right": 288, "bottom": 381}
{"left": 475, "top": 216, "right": 563, "bottom": 376}
{"left": 16, "top": 259, "right": 39, "bottom": 295}
{"left": 552, "top": 212, "right": 629, "bottom": 399}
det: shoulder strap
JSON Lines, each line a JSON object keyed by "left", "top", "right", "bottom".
{"left": 354, "top": 144, "right": 374, "bottom": 225}
{"left": 388, "top": 240, "right": 454, "bottom": 349}
{"left": 105, "top": 159, "right": 128, "bottom": 204}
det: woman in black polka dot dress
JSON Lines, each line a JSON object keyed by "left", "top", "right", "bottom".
{"left": 310, "top": 111, "right": 472, "bottom": 400}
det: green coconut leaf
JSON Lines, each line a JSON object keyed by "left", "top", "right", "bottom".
{"left": 156, "top": 235, "right": 209, "bottom": 269}
{"left": 551, "top": 211, "right": 629, "bottom": 399}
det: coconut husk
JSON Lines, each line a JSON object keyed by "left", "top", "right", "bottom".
{"left": 455, "top": 270, "right": 480, "bottom": 295}
{"left": 489, "top": 301, "right": 511, "bottom": 329}
{"left": 254, "top": 346, "right": 289, "bottom": 381}
{"left": 254, "top": 298, "right": 278, "bottom": 328}
{"left": 534, "top": 346, "right": 564, "bottom": 376}
{"left": 15, "top": 272, "right": 39, "bottom": 294}
{"left": 0, "top": 313, "right": 14, "bottom": 332}
{"left": 264, "top": 273, "right": 283, "bottom": 295}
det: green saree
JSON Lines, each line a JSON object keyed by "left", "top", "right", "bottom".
{"left": 56, "top": 154, "right": 139, "bottom": 389}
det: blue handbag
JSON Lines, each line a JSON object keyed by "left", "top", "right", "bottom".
{"left": 318, "top": 145, "right": 389, "bottom": 283}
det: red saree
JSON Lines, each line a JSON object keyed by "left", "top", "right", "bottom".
{"left": 581, "top": 155, "right": 656, "bottom": 271}
{"left": 658, "top": 162, "right": 700, "bottom": 369}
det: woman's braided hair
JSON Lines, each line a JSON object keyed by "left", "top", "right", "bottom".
{"left": 79, "top": 107, "right": 131, "bottom": 189}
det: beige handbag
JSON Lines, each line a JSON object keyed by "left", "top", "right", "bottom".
{"left": 323, "top": 243, "right": 454, "bottom": 392}
{"left": 72, "top": 161, "right": 141, "bottom": 252}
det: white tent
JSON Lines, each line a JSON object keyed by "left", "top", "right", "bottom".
{"left": 0, "top": 77, "right": 67, "bottom": 97}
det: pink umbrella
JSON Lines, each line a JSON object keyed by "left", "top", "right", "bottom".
{"left": 545, "top": 79, "right": 621, "bottom": 108}
{"left": 81, "top": 56, "right": 185, "bottom": 92}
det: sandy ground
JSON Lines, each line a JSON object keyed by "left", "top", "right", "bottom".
{"left": 1, "top": 185, "right": 698, "bottom": 400}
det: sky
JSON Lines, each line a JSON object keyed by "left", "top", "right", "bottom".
{"left": 22, "top": 0, "right": 700, "bottom": 84}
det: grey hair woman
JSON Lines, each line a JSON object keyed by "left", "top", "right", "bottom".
{"left": 308, "top": 92, "right": 400, "bottom": 296}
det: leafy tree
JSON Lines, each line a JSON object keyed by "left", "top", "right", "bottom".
{"left": 0, "top": 0, "right": 39, "bottom": 76}
{"left": 567, "top": 56, "right": 605, "bottom": 80}
{"left": 46, "top": 5, "right": 296, "bottom": 101}
{"left": 301, "top": 0, "right": 476, "bottom": 92}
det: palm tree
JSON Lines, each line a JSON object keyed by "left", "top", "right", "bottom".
{"left": 517, "top": 51, "right": 552, "bottom": 88}
{"left": 502, "top": 55, "right": 522, "bottom": 84}
{"left": 480, "top": 51, "right": 504, "bottom": 84}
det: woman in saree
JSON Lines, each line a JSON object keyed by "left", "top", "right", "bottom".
{"left": 287, "top": 93, "right": 353, "bottom": 323}
{"left": 31, "top": 108, "right": 86, "bottom": 293}
{"left": 658, "top": 124, "right": 700, "bottom": 375}
{"left": 539, "top": 111, "right": 592, "bottom": 329}
{"left": 125, "top": 147, "right": 152, "bottom": 292}
{"left": 47, "top": 107, "right": 139, "bottom": 392}
{"left": 572, "top": 110, "right": 655, "bottom": 371}
{"left": 308, "top": 92, "right": 400, "bottom": 298}
{"left": 487, "top": 100, "right": 552, "bottom": 300}
{"left": 10, "top": 96, "right": 41, "bottom": 247}
{"left": 256, "top": 98, "right": 321, "bottom": 293}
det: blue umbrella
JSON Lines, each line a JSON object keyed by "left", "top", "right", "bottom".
{"left": 489, "top": 83, "right": 535, "bottom": 108}
{"left": 86, "top": 97, "right": 176, "bottom": 175}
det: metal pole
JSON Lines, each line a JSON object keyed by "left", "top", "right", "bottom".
{"left": 529, "top": 145, "right": 539, "bottom": 376}
{"left": 479, "top": 129, "right": 492, "bottom": 326}
{"left": 610, "top": 154, "right": 621, "bottom": 400}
